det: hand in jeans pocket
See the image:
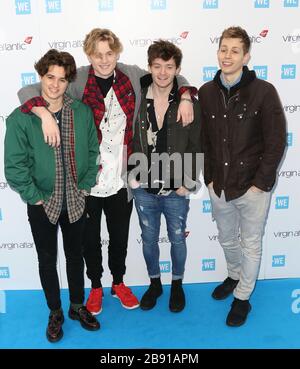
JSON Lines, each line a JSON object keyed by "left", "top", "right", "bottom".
{"left": 129, "top": 178, "right": 140, "bottom": 189}
{"left": 249, "top": 185, "right": 264, "bottom": 193}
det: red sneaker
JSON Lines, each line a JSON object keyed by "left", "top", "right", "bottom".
{"left": 86, "top": 288, "right": 103, "bottom": 315}
{"left": 111, "top": 283, "right": 139, "bottom": 309}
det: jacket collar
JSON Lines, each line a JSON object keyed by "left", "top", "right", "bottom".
{"left": 214, "top": 66, "right": 256, "bottom": 96}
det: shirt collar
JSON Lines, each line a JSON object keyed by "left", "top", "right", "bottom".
{"left": 146, "top": 81, "right": 178, "bottom": 103}
{"left": 220, "top": 70, "right": 243, "bottom": 90}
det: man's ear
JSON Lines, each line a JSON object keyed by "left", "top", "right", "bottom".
{"left": 176, "top": 66, "right": 181, "bottom": 75}
{"left": 148, "top": 65, "right": 151, "bottom": 73}
{"left": 243, "top": 52, "right": 251, "bottom": 65}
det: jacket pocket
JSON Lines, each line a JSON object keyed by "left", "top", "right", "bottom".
{"left": 237, "top": 157, "right": 261, "bottom": 190}
{"left": 236, "top": 110, "right": 261, "bottom": 121}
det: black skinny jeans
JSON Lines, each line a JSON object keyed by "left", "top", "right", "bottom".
{"left": 27, "top": 204, "right": 86, "bottom": 311}
{"left": 83, "top": 188, "right": 133, "bottom": 288}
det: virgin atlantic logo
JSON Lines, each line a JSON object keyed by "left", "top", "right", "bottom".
{"left": 24, "top": 36, "right": 33, "bottom": 44}
{"left": 129, "top": 31, "right": 189, "bottom": 47}
{"left": 210, "top": 29, "right": 269, "bottom": 44}
{"left": 0, "top": 36, "right": 33, "bottom": 52}
{"left": 180, "top": 31, "right": 189, "bottom": 39}
{"left": 259, "top": 29, "right": 269, "bottom": 38}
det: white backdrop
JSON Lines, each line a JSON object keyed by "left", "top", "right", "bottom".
{"left": 0, "top": 0, "right": 299, "bottom": 290}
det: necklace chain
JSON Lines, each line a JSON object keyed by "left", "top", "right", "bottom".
{"left": 53, "top": 109, "right": 62, "bottom": 124}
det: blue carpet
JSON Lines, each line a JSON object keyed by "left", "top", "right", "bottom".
{"left": 1, "top": 279, "right": 300, "bottom": 349}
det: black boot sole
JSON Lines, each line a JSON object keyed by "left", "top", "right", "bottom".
{"left": 46, "top": 328, "right": 63, "bottom": 343}
{"left": 169, "top": 304, "right": 185, "bottom": 313}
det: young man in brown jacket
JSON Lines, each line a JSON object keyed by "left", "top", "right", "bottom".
{"left": 199, "top": 26, "right": 286, "bottom": 327}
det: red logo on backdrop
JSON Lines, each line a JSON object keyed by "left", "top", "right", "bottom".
{"left": 185, "top": 231, "right": 190, "bottom": 238}
{"left": 24, "top": 36, "right": 33, "bottom": 44}
{"left": 259, "top": 30, "right": 268, "bottom": 38}
{"left": 180, "top": 31, "right": 189, "bottom": 39}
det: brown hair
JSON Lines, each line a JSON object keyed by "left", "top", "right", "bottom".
{"left": 83, "top": 28, "right": 123, "bottom": 56}
{"left": 34, "top": 49, "right": 77, "bottom": 82}
{"left": 148, "top": 39, "right": 182, "bottom": 68}
{"left": 219, "top": 26, "right": 251, "bottom": 54}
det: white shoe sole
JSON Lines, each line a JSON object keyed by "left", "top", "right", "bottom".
{"left": 112, "top": 294, "right": 140, "bottom": 309}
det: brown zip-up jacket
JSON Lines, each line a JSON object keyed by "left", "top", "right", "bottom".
{"left": 198, "top": 66, "right": 286, "bottom": 201}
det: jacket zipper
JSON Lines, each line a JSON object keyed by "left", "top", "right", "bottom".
{"left": 220, "top": 89, "right": 239, "bottom": 110}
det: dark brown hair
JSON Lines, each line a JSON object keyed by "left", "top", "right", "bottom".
{"left": 219, "top": 26, "right": 251, "bottom": 54}
{"left": 148, "top": 39, "right": 182, "bottom": 68}
{"left": 34, "top": 49, "right": 77, "bottom": 82}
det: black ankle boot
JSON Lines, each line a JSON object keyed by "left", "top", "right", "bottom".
{"left": 140, "top": 277, "right": 163, "bottom": 310}
{"left": 169, "top": 279, "right": 185, "bottom": 313}
{"left": 226, "top": 298, "right": 251, "bottom": 327}
{"left": 212, "top": 277, "right": 239, "bottom": 300}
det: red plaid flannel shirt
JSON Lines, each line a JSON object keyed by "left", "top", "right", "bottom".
{"left": 20, "top": 96, "right": 48, "bottom": 113}
{"left": 82, "top": 66, "right": 135, "bottom": 160}
{"left": 178, "top": 86, "right": 198, "bottom": 98}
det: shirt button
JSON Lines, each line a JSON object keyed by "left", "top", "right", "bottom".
{"left": 223, "top": 138, "right": 226, "bottom": 142}
{"left": 224, "top": 114, "right": 227, "bottom": 118}
{"left": 224, "top": 162, "right": 228, "bottom": 166}
{"left": 212, "top": 115, "right": 215, "bottom": 119}
{"left": 240, "top": 161, "right": 243, "bottom": 165}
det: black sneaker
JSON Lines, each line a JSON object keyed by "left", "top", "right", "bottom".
{"left": 212, "top": 277, "right": 239, "bottom": 300}
{"left": 169, "top": 279, "right": 185, "bottom": 313}
{"left": 226, "top": 298, "right": 252, "bottom": 327}
{"left": 68, "top": 306, "right": 100, "bottom": 331}
{"left": 140, "top": 278, "right": 163, "bottom": 310}
{"left": 46, "top": 309, "right": 64, "bottom": 343}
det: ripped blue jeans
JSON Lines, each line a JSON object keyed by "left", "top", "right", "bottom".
{"left": 132, "top": 187, "right": 190, "bottom": 280}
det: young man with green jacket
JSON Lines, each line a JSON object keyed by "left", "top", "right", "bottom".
{"left": 5, "top": 49, "right": 100, "bottom": 342}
